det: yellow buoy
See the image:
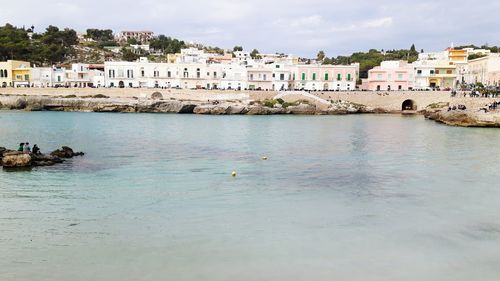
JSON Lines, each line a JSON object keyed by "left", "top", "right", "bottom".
{"left": 231, "top": 171, "right": 237, "bottom": 177}
{"left": 261, "top": 156, "right": 268, "bottom": 160}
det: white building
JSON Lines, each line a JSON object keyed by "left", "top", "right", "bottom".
{"left": 31, "top": 66, "right": 66, "bottom": 87}
{"left": 463, "top": 53, "right": 500, "bottom": 86}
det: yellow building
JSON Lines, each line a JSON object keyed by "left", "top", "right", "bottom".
{"left": 0, "top": 60, "right": 31, "bottom": 87}
{"left": 432, "top": 62, "right": 457, "bottom": 89}
{"left": 447, "top": 48, "right": 467, "bottom": 64}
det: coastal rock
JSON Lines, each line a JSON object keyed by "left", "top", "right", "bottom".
{"left": 31, "top": 154, "right": 64, "bottom": 166}
{"left": 425, "top": 110, "right": 500, "bottom": 127}
{"left": 227, "top": 105, "right": 248, "bottom": 115}
{"left": 13, "top": 98, "right": 27, "bottom": 109}
{"left": 2, "top": 152, "right": 32, "bottom": 168}
{"left": 287, "top": 103, "right": 317, "bottom": 115}
{"left": 50, "top": 146, "right": 84, "bottom": 158}
{"left": 247, "top": 105, "right": 273, "bottom": 115}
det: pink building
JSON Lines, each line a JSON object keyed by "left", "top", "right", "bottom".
{"left": 361, "top": 61, "right": 414, "bottom": 91}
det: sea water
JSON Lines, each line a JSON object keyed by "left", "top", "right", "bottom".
{"left": 1, "top": 111, "right": 499, "bottom": 281}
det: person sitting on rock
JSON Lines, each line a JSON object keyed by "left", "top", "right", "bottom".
{"left": 32, "top": 144, "right": 41, "bottom": 155}
{"left": 23, "top": 142, "right": 31, "bottom": 154}
{"left": 18, "top": 143, "right": 24, "bottom": 152}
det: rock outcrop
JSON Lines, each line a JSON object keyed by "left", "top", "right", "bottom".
{"left": 424, "top": 109, "right": 500, "bottom": 127}
{"left": 0, "top": 95, "right": 374, "bottom": 116}
{"left": 1, "top": 146, "right": 84, "bottom": 169}
{"left": 2, "top": 152, "right": 32, "bottom": 168}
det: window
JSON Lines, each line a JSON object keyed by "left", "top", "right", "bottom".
{"left": 214, "top": 72, "right": 217, "bottom": 78}
{"left": 196, "top": 68, "right": 201, "bottom": 79}
{"left": 141, "top": 69, "right": 145, "bottom": 77}
{"left": 446, "top": 70, "right": 452, "bottom": 74}
{"left": 280, "top": 74, "right": 285, "bottom": 81}
{"left": 272, "top": 73, "right": 276, "bottom": 78}
{"left": 263, "top": 74, "right": 267, "bottom": 80}
{"left": 312, "top": 73, "right": 317, "bottom": 81}
{"left": 324, "top": 73, "right": 329, "bottom": 81}
{"left": 377, "top": 74, "right": 383, "bottom": 79}
{"left": 127, "top": 70, "right": 134, "bottom": 78}
{"left": 435, "top": 70, "right": 440, "bottom": 74}
{"left": 183, "top": 68, "right": 188, "bottom": 78}
{"left": 4, "top": 69, "right": 7, "bottom": 77}
{"left": 301, "top": 73, "right": 306, "bottom": 80}
{"left": 388, "top": 74, "right": 392, "bottom": 81}
{"left": 57, "top": 76, "right": 61, "bottom": 82}
{"left": 417, "top": 70, "right": 422, "bottom": 75}
{"left": 337, "top": 73, "right": 341, "bottom": 81}
{"left": 167, "top": 71, "right": 171, "bottom": 78}
{"left": 430, "top": 70, "right": 435, "bottom": 75}
{"left": 398, "top": 74, "right": 403, "bottom": 80}
{"left": 0, "top": 69, "right": 3, "bottom": 78}
{"left": 250, "top": 74, "right": 254, "bottom": 81}
{"left": 24, "top": 74, "right": 29, "bottom": 81}
{"left": 16, "top": 75, "right": 22, "bottom": 80}
{"left": 108, "top": 69, "right": 115, "bottom": 78}
{"left": 347, "top": 74, "right": 351, "bottom": 81}
{"left": 153, "top": 70, "right": 159, "bottom": 78}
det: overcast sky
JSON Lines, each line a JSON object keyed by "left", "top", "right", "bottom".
{"left": 1, "top": 0, "right": 499, "bottom": 57}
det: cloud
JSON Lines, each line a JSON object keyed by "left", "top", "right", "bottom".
{"left": 0, "top": 0, "right": 498, "bottom": 57}
{"left": 362, "top": 17, "right": 393, "bottom": 28}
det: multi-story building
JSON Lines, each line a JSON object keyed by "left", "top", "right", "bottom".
{"left": 115, "top": 31, "right": 155, "bottom": 43}
{"left": 413, "top": 60, "right": 457, "bottom": 90}
{"left": 293, "top": 64, "right": 357, "bottom": 91}
{"left": 31, "top": 66, "right": 66, "bottom": 87}
{"left": 463, "top": 53, "right": 500, "bottom": 86}
{"left": 0, "top": 60, "right": 31, "bottom": 87}
{"left": 361, "top": 61, "right": 414, "bottom": 91}
{"left": 247, "top": 66, "right": 273, "bottom": 90}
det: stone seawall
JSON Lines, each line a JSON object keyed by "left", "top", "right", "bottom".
{"left": 0, "top": 88, "right": 495, "bottom": 112}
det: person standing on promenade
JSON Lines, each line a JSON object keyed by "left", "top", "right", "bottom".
{"left": 17, "top": 143, "right": 24, "bottom": 152}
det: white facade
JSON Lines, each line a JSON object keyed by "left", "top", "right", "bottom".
{"left": 31, "top": 67, "right": 66, "bottom": 87}
{"left": 463, "top": 54, "right": 500, "bottom": 86}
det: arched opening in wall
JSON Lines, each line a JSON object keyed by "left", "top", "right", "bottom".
{"left": 402, "top": 99, "right": 417, "bottom": 111}
{"left": 1, "top": 82, "right": 6, "bottom": 88}
{"left": 376, "top": 85, "right": 381, "bottom": 91}
{"left": 151, "top": 92, "right": 163, "bottom": 100}
{"left": 118, "top": 81, "right": 125, "bottom": 88}
{"left": 387, "top": 85, "right": 391, "bottom": 91}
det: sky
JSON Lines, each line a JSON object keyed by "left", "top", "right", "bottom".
{"left": 1, "top": 0, "right": 499, "bottom": 57}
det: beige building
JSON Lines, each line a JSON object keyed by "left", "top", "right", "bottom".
{"left": 464, "top": 54, "right": 500, "bottom": 86}
{"left": 0, "top": 60, "right": 31, "bottom": 87}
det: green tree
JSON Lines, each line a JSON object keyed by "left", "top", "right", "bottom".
{"left": 250, "top": 49, "right": 260, "bottom": 59}
{"left": 121, "top": 48, "right": 139, "bottom": 61}
{"left": 86, "top": 29, "right": 114, "bottom": 42}
{"left": 317, "top": 50, "right": 326, "bottom": 62}
{"left": 149, "top": 35, "right": 186, "bottom": 54}
{"left": 0, "top": 24, "right": 31, "bottom": 61}
{"left": 233, "top": 46, "right": 243, "bottom": 52}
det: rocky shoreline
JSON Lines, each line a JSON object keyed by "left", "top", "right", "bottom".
{"left": 0, "top": 146, "right": 84, "bottom": 168}
{"left": 0, "top": 94, "right": 385, "bottom": 115}
{"left": 1, "top": 94, "right": 499, "bottom": 127}
{"left": 423, "top": 109, "right": 500, "bottom": 127}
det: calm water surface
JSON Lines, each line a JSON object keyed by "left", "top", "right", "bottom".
{"left": 0, "top": 112, "right": 499, "bottom": 281}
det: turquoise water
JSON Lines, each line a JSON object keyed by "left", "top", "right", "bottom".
{"left": 1, "top": 111, "right": 500, "bottom": 281}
